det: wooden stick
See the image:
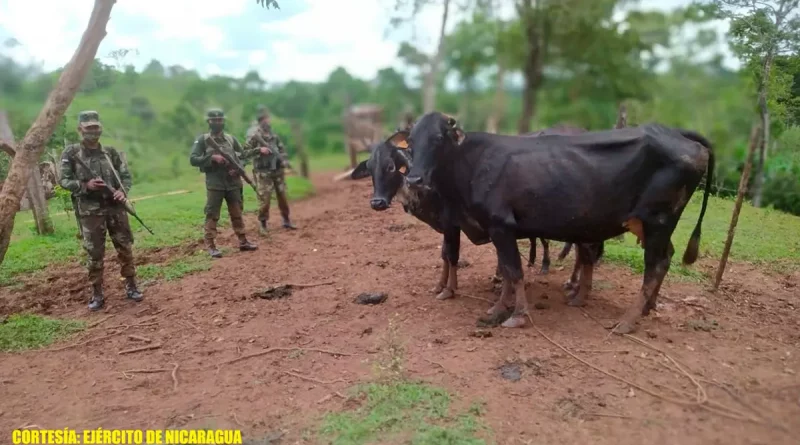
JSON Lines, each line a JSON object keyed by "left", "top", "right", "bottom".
{"left": 128, "top": 335, "right": 151, "bottom": 343}
{"left": 287, "top": 280, "right": 335, "bottom": 289}
{"left": 282, "top": 370, "right": 345, "bottom": 385}
{"left": 118, "top": 343, "right": 162, "bottom": 355}
{"left": 213, "top": 347, "right": 351, "bottom": 368}
{"left": 87, "top": 314, "right": 113, "bottom": 329}
{"left": 714, "top": 124, "right": 761, "bottom": 290}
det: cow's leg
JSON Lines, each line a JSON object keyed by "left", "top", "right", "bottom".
{"left": 539, "top": 238, "right": 550, "bottom": 275}
{"left": 616, "top": 231, "right": 672, "bottom": 334}
{"left": 527, "top": 238, "right": 537, "bottom": 268}
{"left": 492, "top": 258, "right": 503, "bottom": 283}
{"left": 436, "top": 226, "right": 460, "bottom": 300}
{"left": 557, "top": 242, "right": 572, "bottom": 261}
{"left": 487, "top": 227, "right": 527, "bottom": 328}
{"left": 565, "top": 244, "right": 597, "bottom": 307}
{"left": 563, "top": 247, "right": 582, "bottom": 291}
{"left": 643, "top": 241, "right": 674, "bottom": 315}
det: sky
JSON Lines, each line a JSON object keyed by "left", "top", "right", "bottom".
{"left": 0, "top": 0, "right": 736, "bottom": 85}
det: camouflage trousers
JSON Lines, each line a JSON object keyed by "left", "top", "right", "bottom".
{"left": 204, "top": 188, "right": 246, "bottom": 248}
{"left": 79, "top": 208, "right": 135, "bottom": 287}
{"left": 254, "top": 170, "right": 290, "bottom": 222}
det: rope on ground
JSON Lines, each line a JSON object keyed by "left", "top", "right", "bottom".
{"left": 525, "top": 314, "right": 771, "bottom": 425}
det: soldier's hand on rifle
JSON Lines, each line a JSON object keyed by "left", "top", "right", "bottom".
{"left": 259, "top": 146, "right": 272, "bottom": 155}
{"left": 112, "top": 190, "right": 125, "bottom": 202}
{"left": 211, "top": 154, "right": 227, "bottom": 165}
{"left": 86, "top": 178, "right": 106, "bottom": 191}
{"left": 228, "top": 168, "right": 239, "bottom": 177}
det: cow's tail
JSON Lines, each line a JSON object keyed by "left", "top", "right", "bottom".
{"left": 679, "top": 130, "right": 715, "bottom": 265}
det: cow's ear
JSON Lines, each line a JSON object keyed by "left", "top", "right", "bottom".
{"left": 387, "top": 131, "right": 410, "bottom": 149}
{"left": 453, "top": 128, "right": 466, "bottom": 145}
{"left": 391, "top": 150, "right": 410, "bottom": 175}
{"left": 350, "top": 160, "right": 371, "bottom": 180}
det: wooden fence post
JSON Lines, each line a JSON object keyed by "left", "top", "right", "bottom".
{"left": 713, "top": 124, "right": 762, "bottom": 291}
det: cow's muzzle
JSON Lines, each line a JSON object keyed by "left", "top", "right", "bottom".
{"left": 370, "top": 197, "right": 389, "bottom": 211}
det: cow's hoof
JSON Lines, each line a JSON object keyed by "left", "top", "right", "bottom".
{"left": 613, "top": 320, "right": 637, "bottom": 335}
{"left": 491, "top": 275, "right": 502, "bottom": 284}
{"left": 501, "top": 315, "right": 528, "bottom": 328}
{"left": 431, "top": 284, "right": 445, "bottom": 295}
{"left": 563, "top": 288, "right": 579, "bottom": 303}
{"left": 486, "top": 302, "right": 507, "bottom": 316}
{"left": 562, "top": 281, "right": 576, "bottom": 291}
{"left": 435, "top": 288, "right": 455, "bottom": 300}
{"left": 539, "top": 266, "right": 549, "bottom": 275}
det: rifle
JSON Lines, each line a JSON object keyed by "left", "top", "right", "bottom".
{"left": 251, "top": 131, "right": 295, "bottom": 175}
{"left": 71, "top": 154, "right": 154, "bottom": 235}
{"left": 204, "top": 134, "right": 267, "bottom": 201}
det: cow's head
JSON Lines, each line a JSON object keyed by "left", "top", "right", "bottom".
{"left": 400, "top": 112, "right": 465, "bottom": 188}
{"left": 350, "top": 133, "right": 411, "bottom": 211}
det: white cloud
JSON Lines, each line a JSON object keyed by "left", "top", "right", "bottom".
{"left": 0, "top": 0, "right": 738, "bottom": 83}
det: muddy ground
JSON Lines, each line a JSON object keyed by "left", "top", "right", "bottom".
{"left": 1, "top": 171, "right": 799, "bottom": 444}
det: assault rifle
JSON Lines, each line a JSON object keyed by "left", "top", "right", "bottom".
{"left": 71, "top": 154, "right": 154, "bottom": 235}
{"left": 204, "top": 135, "right": 267, "bottom": 201}
{"left": 250, "top": 131, "right": 295, "bottom": 174}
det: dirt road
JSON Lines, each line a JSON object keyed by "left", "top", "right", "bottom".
{"left": 1, "top": 172, "right": 798, "bottom": 444}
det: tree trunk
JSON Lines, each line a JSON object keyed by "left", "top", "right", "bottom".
{"left": 289, "top": 120, "right": 309, "bottom": 179}
{"left": 517, "top": 0, "right": 544, "bottom": 134}
{"left": 486, "top": 63, "right": 506, "bottom": 133}
{"left": 0, "top": 111, "right": 54, "bottom": 235}
{"left": 422, "top": 0, "right": 450, "bottom": 113}
{"left": 614, "top": 102, "right": 627, "bottom": 129}
{"left": 0, "top": 0, "right": 115, "bottom": 265}
{"left": 714, "top": 124, "right": 761, "bottom": 290}
{"left": 751, "top": 52, "right": 773, "bottom": 208}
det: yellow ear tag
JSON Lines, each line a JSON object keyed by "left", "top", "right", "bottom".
{"left": 395, "top": 140, "right": 408, "bottom": 149}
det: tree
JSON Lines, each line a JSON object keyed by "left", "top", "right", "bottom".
{"left": 390, "top": 0, "right": 453, "bottom": 113}
{"left": 707, "top": 0, "right": 800, "bottom": 207}
{"left": 0, "top": 0, "right": 116, "bottom": 264}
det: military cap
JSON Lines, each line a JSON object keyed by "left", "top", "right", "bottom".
{"left": 256, "top": 105, "right": 270, "bottom": 119}
{"left": 206, "top": 108, "right": 225, "bottom": 119}
{"left": 78, "top": 110, "right": 101, "bottom": 127}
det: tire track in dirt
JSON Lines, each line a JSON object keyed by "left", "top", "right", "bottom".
{"left": 1, "top": 171, "right": 798, "bottom": 444}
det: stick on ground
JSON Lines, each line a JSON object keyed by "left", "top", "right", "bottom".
{"left": 213, "top": 347, "right": 352, "bottom": 368}
{"left": 118, "top": 343, "right": 162, "bottom": 355}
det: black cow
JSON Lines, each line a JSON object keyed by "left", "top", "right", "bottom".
{"left": 349, "top": 126, "right": 600, "bottom": 303}
{"left": 401, "top": 112, "right": 714, "bottom": 333}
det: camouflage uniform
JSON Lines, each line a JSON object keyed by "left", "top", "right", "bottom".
{"left": 189, "top": 108, "right": 257, "bottom": 258}
{"left": 242, "top": 107, "right": 296, "bottom": 232}
{"left": 59, "top": 111, "right": 143, "bottom": 311}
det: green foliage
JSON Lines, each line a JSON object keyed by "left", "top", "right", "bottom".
{"left": 137, "top": 251, "right": 212, "bottom": 282}
{"left": 319, "top": 381, "right": 489, "bottom": 445}
{"left": 0, "top": 314, "right": 85, "bottom": 351}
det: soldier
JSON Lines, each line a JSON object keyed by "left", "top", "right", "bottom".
{"left": 242, "top": 107, "right": 297, "bottom": 234}
{"left": 59, "top": 110, "right": 143, "bottom": 311}
{"left": 189, "top": 108, "right": 258, "bottom": 258}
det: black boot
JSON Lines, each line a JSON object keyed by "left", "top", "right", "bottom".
{"left": 207, "top": 240, "right": 223, "bottom": 258}
{"left": 125, "top": 277, "right": 143, "bottom": 302}
{"left": 282, "top": 217, "right": 297, "bottom": 230}
{"left": 239, "top": 238, "right": 258, "bottom": 251}
{"left": 88, "top": 283, "right": 105, "bottom": 311}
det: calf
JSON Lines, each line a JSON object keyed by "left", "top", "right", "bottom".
{"left": 402, "top": 112, "right": 714, "bottom": 333}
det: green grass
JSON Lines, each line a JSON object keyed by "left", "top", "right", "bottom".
{"left": 1, "top": 169, "right": 315, "bottom": 286}
{"left": 541, "top": 192, "right": 800, "bottom": 279}
{"left": 0, "top": 314, "right": 85, "bottom": 351}
{"left": 137, "top": 250, "right": 212, "bottom": 282}
{"left": 319, "top": 381, "right": 490, "bottom": 445}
